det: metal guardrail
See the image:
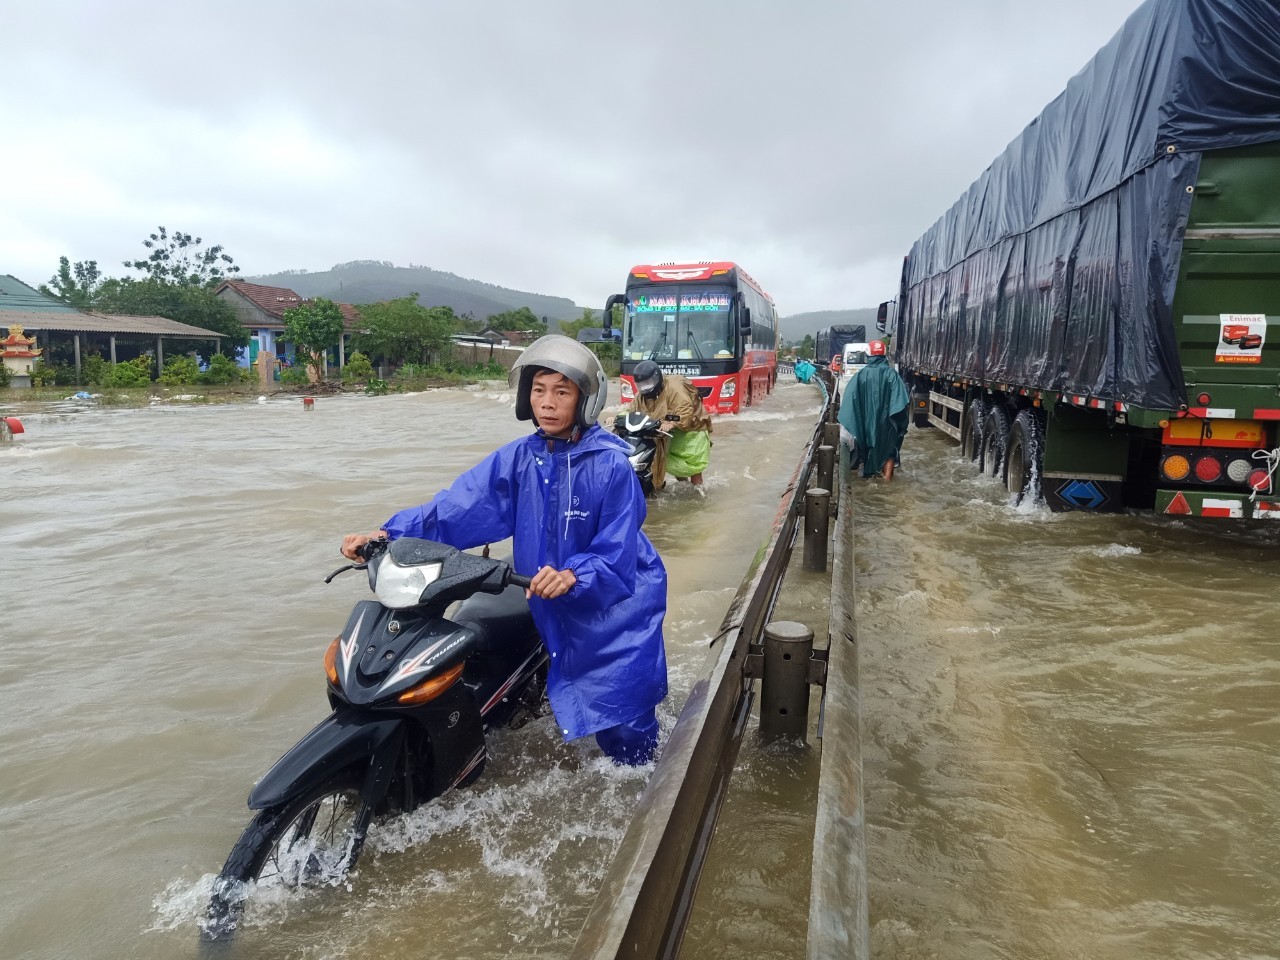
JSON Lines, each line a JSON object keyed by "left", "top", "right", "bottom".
{"left": 807, "top": 442, "right": 868, "bottom": 960}
{"left": 570, "top": 378, "right": 836, "bottom": 960}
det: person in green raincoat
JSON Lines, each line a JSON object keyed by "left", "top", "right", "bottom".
{"left": 631, "top": 359, "right": 712, "bottom": 489}
{"left": 837, "top": 340, "right": 909, "bottom": 481}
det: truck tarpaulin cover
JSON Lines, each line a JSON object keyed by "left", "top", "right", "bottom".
{"left": 898, "top": 0, "right": 1280, "bottom": 411}
{"left": 816, "top": 324, "right": 868, "bottom": 360}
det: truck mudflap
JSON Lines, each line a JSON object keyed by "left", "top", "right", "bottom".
{"left": 1042, "top": 474, "right": 1124, "bottom": 513}
{"left": 1156, "top": 490, "right": 1280, "bottom": 520}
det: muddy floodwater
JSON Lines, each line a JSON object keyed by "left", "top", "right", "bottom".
{"left": 2, "top": 383, "right": 1277, "bottom": 960}
{"left": 854, "top": 428, "right": 1280, "bottom": 960}
{"left": 0, "top": 382, "right": 820, "bottom": 960}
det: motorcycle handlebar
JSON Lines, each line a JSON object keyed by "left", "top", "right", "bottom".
{"left": 357, "top": 537, "right": 389, "bottom": 562}
{"left": 507, "top": 572, "right": 533, "bottom": 589}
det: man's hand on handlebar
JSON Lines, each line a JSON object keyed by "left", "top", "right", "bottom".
{"left": 341, "top": 529, "right": 388, "bottom": 561}
{"left": 526, "top": 565, "right": 576, "bottom": 600}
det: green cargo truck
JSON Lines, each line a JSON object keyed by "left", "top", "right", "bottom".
{"left": 888, "top": 0, "right": 1280, "bottom": 520}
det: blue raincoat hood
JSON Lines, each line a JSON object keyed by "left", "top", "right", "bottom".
{"left": 382, "top": 423, "right": 668, "bottom": 739}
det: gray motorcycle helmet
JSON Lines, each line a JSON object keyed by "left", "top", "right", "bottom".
{"left": 509, "top": 334, "right": 609, "bottom": 430}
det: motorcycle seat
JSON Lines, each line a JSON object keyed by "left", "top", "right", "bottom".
{"left": 453, "top": 584, "right": 538, "bottom": 653}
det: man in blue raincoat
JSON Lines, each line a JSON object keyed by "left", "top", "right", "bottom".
{"left": 342, "top": 335, "right": 667, "bottom": 764}
{"left": 838, "top": 340, "right": 910, "bottom": 481}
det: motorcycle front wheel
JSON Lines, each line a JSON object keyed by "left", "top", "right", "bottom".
{"left": 203, "top": 770, "right": 371, "bottom": 940}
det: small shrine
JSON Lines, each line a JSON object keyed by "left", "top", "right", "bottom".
{"left": 1, "top": 324, "right": 42, "bottom": 389}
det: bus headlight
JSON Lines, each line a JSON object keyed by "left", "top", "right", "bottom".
{"left": 719, "top": 380, "right": 736, "bottom": 398}
{"left": 621, "top": 379, "right": 635, "bottom": 400}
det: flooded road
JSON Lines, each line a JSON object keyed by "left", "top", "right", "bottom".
{"left": 0, "top": 382, "right": 821, "bottom": 960}
{"left": 856, "top": 428, "right": 1280, "bottom": 960}
{"left": 4, "top": 385, "right": 1277, "bottom": 960}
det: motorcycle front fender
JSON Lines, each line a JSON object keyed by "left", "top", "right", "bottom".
{"left": 247, "top": 711, "right": 404, "bottom": 810}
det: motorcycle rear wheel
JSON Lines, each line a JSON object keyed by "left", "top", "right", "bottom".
{"left": 204, "top": 771, "right": 370, "bottom": 940}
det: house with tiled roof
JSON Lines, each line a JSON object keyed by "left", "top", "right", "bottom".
{"left": 215, "top": 279, "right": 361, "bottom": 371}
{"left": 0, "top": 273, "right": 226, "bottom": 386}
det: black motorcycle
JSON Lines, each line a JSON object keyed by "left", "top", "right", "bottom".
{"left": 613, "top": 411, "right": 680, "bottom": 496}
{"left": 204, "top": 538, "right": 546, "bottom": 940}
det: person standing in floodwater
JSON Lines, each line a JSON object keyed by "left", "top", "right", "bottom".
{"left": 837, "top": 339, "right": 909, "bottom": 481}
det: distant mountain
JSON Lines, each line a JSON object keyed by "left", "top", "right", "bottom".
{"left": 780, "top": 308, "right": 879, "bottom": 343}
{"left": 247, "top": 261, "right": 583, "bottom": 322}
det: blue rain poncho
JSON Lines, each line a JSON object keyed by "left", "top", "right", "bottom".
{"left": 838, "top": 356, "right": 910, "bottom": 478}
{"left": 383, "top": 424, "right": 668, "bottom": 740}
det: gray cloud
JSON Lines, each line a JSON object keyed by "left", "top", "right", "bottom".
{"left": 2, "top": 0, "right": 1144, "bottom": 314}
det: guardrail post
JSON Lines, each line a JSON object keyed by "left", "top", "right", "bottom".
{"left": 760, "top": 621, "right": 814, "bottom": 741}
{"left": 822, "top": 421, "right": 840, "bottom": 450}
{"left": 803, "top": 488, "right": 830, "bottom": 572}
{"left": 816, "top": 444, "right": 835, "bottom": 497}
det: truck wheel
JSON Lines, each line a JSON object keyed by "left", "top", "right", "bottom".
{"left": 1005, "top": 410, "right": 1045, "bottom": 503}
{"left": 980, "top": 407, "right": 1010, "bottom": 479}
{"left": 961, "top": 399, "right": 986, "bottom": 461}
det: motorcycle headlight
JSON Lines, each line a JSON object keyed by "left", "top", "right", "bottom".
{"left": 375, "top": 557, "right": 443, "bottom": 608}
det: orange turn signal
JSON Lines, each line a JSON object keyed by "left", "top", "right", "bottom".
{"left": 398, "top": 662, "right": 465, "bottom": 705}
{"left": 324, "top": 636, "right": 341, "bottom": 684}
{"left": 1161, "top": 453, "right": 1191, "bottom": 481}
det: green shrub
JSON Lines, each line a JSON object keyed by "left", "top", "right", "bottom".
{"left": 0, "top": 361, "right": 10, "bottom": 388}
{"left": 159, "top": 355, "right": 200, "bottom": 385}
{"left": 29, "top": 361, "right": 53, "bottom": 387}
{"left": 342, "top": 351, "right": 375, "bottom": 383}
{"left": 81, "top": 355, "right": 108, "bottom": 386}
{"left": 365, "top": 377, "right": 391, "bottom": 396}
{"left": 52, "top": 362, "right": 78, "bottom": 386}
{"left": 197, "top": 353, "right": 245, "bottom": 385}
{"left": 393, "top": 362, "right": 432, "bottom": 381}
{"left": 102, "top": 356, "right": 153, "bottom": 387}
{"left": 279, "top": 363, "right": 310, "bottom": 385}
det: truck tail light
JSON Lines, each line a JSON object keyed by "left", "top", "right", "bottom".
{"left": 1161, "top": 454, "right": 1191, "bottom": 481}
{"left": 1194, "top": 455, "right": 1223, "bottom": 483}
{"left": 1225, "top": 457, "right": 1252, "bottom": 484}
{"left": 1248, "top": 468, "right": 1272, "bottom": 492}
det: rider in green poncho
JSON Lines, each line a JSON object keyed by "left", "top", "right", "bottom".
{"left": 837, "top": 340, "right": 910, "bottom": 480}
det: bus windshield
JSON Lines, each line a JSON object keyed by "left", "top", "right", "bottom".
{"left": 623, "top": 284, "right": 735, "bottom": 362}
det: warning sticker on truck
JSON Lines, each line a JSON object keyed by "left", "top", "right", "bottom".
{"left": 1216, "top": 314, "right": 1267, "bottom": 364}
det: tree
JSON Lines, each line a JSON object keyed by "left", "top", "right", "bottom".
{"left": 283, "top": 298, "right": 346, "bottom": 382}
{"left": 40, "top": 256, "right": 104, "bottom": 309}
{"left": 485, "top": 306, "right": 546, "bottom": 335}
{"left": 558, "top": 307, "right": 600, "bottom": 341}
{"left": 799, "top": 333, "right": 815, "bottom": 359}
{"left": 95, "top": 277, "right": 249, "bottom": 359}
{"left": 124, "top": 226, "right": 241, "bottom": 287}
{"left": 353, "top": 294, "right": 456, "bottom": 367}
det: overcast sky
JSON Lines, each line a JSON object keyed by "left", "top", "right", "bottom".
{"left": 2, "top": 0, "right": 1147, "bottom": 315}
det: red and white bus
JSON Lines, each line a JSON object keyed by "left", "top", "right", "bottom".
{"left": 603, "top": 261, "right": 778, "bottom": 414}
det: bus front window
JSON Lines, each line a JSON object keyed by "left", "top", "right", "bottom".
{"left": 623, "top": 285, "right": 734, "bottom": 361}
{"left": 624, "top": 289, "right": 679, "bottom": 360}
{"left": 681, "top": 290, "right": 733, "bottom": 359}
